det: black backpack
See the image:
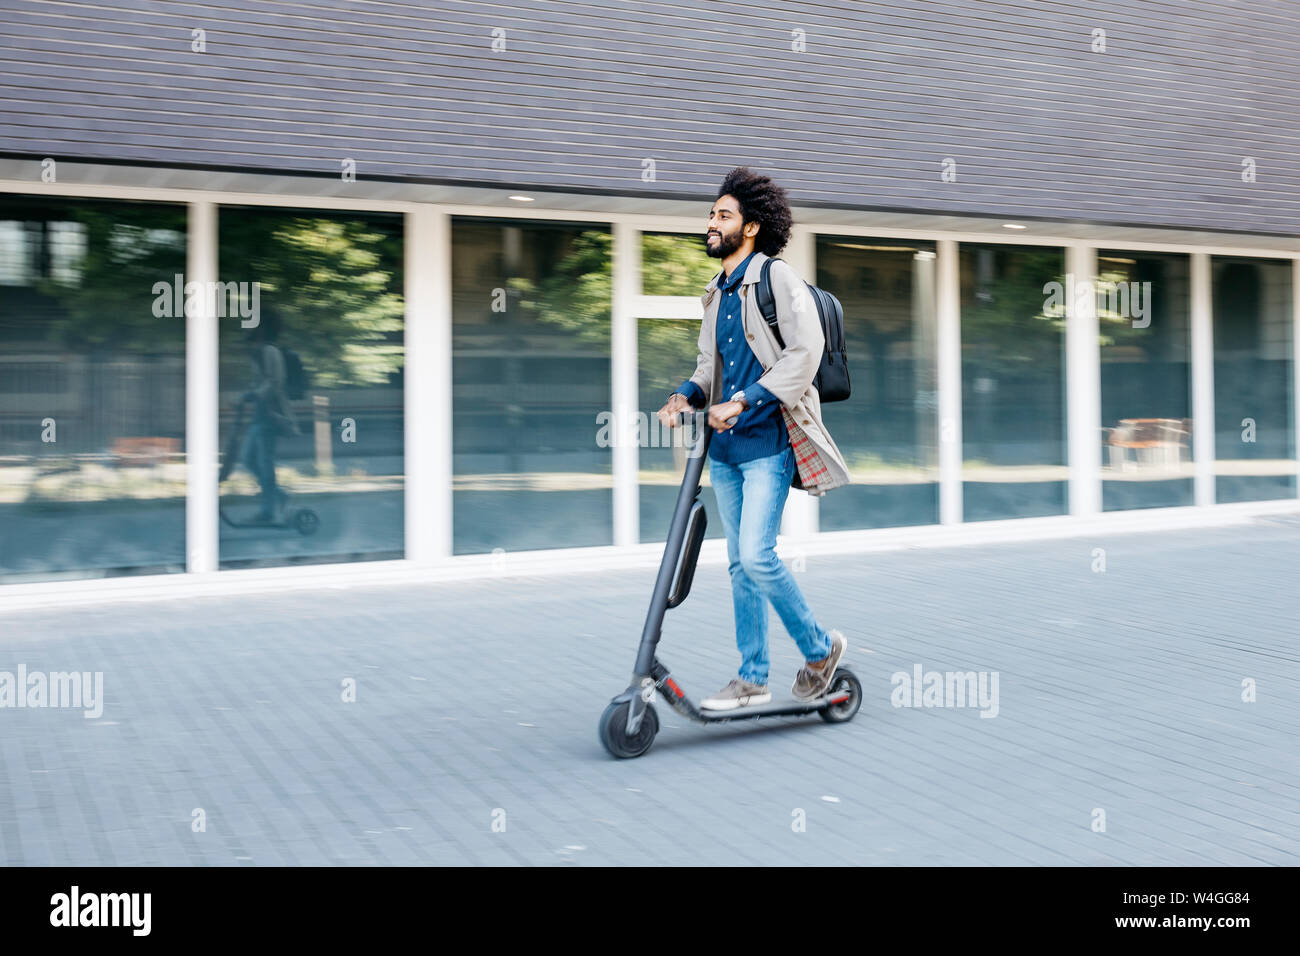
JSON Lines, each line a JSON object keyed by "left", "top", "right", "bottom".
{"left": 755, "top": 257, "right": 850, "bottom": 403}
{"left": 281, "top": 347, "right": 309, "bottom": 400}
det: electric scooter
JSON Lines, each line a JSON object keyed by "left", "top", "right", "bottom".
{"left": 599, "top": 409, "right": 862, "bottom": 759}
{"left": 218, "top": 402, "right": 320, "bottom": 536}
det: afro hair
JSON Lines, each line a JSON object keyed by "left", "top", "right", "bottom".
{"left": 716, "top": 167, "right": 793, "bottom": 257}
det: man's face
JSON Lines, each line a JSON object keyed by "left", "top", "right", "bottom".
{"left": 705, "top": 195, "right": 752, "bottom": 259}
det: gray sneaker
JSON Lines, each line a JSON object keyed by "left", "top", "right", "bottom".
{"left": 792, "top": 629, "right": 847, "bottom": 701}
{"left": 700, "top": 678, "right": 772, "bottom": 711}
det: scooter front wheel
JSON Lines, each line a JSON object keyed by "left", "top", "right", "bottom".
{"left": 819, "top": 667, "right": 863, "bottom": 724}
{"left": 598, "top": 700, "right": 659, "bottom": 759}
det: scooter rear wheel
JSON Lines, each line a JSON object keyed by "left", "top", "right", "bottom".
{"left": 819, "top": 667, "right": 862, "bottom": 724}
{"left": 599, "top": 700, "right": 659, "bottom": 759}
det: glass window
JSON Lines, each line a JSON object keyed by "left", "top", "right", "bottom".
{"left": 637, "top": 230, "right": 722, "bottom": 542}
{"left": 217, "top": 207, "right": 405, "bottom": 568}
{"left": 0, "top": 196, "right": 186, "bottom": 582}
{"left": 1098, "top": 251, "right": 1193, "bottom": 510}
{"left": 960, "top": 244, "right": 1067, "bottom": 520}
{"left": 816, "top": 236, "right": 940, "bottom": 530}
{"left": 452, "top": 218, "right": 612, "bottom": 554}
{"left": 1213, "top": 256, "right": 1295, "bottom": 502}
{"left": 640, "top": 231, "right": 718, "bottom": 296}
{"left": 637, "top": 316, "right": 724, "bottom": 543}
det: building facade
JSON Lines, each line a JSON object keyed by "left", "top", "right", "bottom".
{"left": 1, "top": 0, "right": 1298, "bottom": 591}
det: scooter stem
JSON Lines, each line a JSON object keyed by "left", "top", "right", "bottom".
{"left": 633, "top": 410, "right": 712, "bottom": 676}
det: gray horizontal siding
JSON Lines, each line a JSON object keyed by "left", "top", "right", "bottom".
{"left": 1, "top": 0, "right": 1299, "bottom": 234}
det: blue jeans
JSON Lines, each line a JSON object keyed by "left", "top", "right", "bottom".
{"left": 240, "top": 420, "right": 283, "bottom": 519}
{"left": 709, "top": 445, "right": 832, "bottom": 685}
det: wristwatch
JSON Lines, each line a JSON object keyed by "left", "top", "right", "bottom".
{"left": 729, "top": 390, "right": 749, "bottom": 409}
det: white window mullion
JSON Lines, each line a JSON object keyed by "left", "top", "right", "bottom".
{"left": 404, "top": 207, "right": 451, "bottom": 562}
{"left": 1066, "top": 245, "right": 1102, "bottom": 516}
{"left": 185, "top": 200, "right": 218, "bottom": 573}
{"left": 1293, "top": 259, "right": 1300, "bottom": 499}
{"left": 1190, "top": 252, "right": 1216, "bottom": 506}
{"left": 936, "top": 239, "right": 963, "bottom": 524}
{"left": 611, "top": 222, "right": 640, "bottom": 547}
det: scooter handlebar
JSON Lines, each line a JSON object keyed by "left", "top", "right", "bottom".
{"left": 677, "top": 408, "right": 738, "bottom": 428}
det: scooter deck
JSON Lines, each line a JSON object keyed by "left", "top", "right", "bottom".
{"left": 649, "top": 658, "right": 855, "bottom": 724}
{"left": 691, "top": 694, "right": 849, "bottom": 722}
{"left": 219, "top": 511, "right": 295, "bottom": 529}
{"left": 658, "top": 677, "right": 854, "bottom": 723}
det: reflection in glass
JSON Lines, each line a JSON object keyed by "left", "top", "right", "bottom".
{"left": 0, "top": 196, "right": 187, "bottom": 582}
{"left": 960, "top": 244, "right": 1067, "bottom": 520}
{"left": 637, "top": 317, "right": 724, "bottom": 543}
{"left": 636, "top": 231, "right": 723, "bottom": 542}
{"left": 640, "top": 231, "right": 719, "bottom": 296}
{"left": 452, "top": 218, "right": 612, "bottom": 554}
{"left": 1098, "top": 251, "right": 1193, "bottom": 510}
{"left": 1213, "top": 256, "right": 1295, "bottom": 502}
{"left": 217, "top": 207, "right": 405, "bottom": 568}
{"left": 815, "top": 236, "right": 939, "bottom": 530}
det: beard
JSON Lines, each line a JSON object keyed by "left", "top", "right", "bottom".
{"left": 705, "top": 227, "right": 744, "bottom": 259}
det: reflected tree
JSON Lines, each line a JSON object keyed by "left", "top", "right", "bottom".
{"left": 219, "top": 214, "right": 404, "bottom": 388}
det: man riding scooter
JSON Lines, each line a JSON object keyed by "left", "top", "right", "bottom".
{"left": 239, "top": 309, "right": 298, "bottom": 523}
{"left": 656, "top": 167, "right": 853, "bottom": 711}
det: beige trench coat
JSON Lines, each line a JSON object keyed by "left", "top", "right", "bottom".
{"left": 684, "top": 251, "right": 851, "bottom": 496}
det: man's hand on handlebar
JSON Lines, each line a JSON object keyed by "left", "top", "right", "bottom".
{"left": 707, "top": 400, "right": 746, "bottom": 433}
{"left": 657, "top": 392, "right": 693, "bottom": 429}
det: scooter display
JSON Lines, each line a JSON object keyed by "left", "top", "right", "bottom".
{"left": 218, "top": 403, "right": 319, "bottom": 536}
{"left": 599, "top": 409, "right": 862, "bottom": 758}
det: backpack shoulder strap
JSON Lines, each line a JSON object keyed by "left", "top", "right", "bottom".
{"left": 755, "top": 256, "right": 785, "bottom": 349}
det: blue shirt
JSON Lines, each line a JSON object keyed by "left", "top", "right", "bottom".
{"left": 675, "top": 252, "right": 787, "bottom": 464}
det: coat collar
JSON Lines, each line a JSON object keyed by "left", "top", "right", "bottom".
{"left": 701, "top": 250, "right": 769, "bottom": 304}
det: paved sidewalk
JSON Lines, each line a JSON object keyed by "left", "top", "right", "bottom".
{"left": 2, "top": 517, "right": 1299, "bottom": 866}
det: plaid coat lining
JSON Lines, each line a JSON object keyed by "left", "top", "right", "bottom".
{"left": 782, "top": 407, "right": 831, "bottom": 496}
